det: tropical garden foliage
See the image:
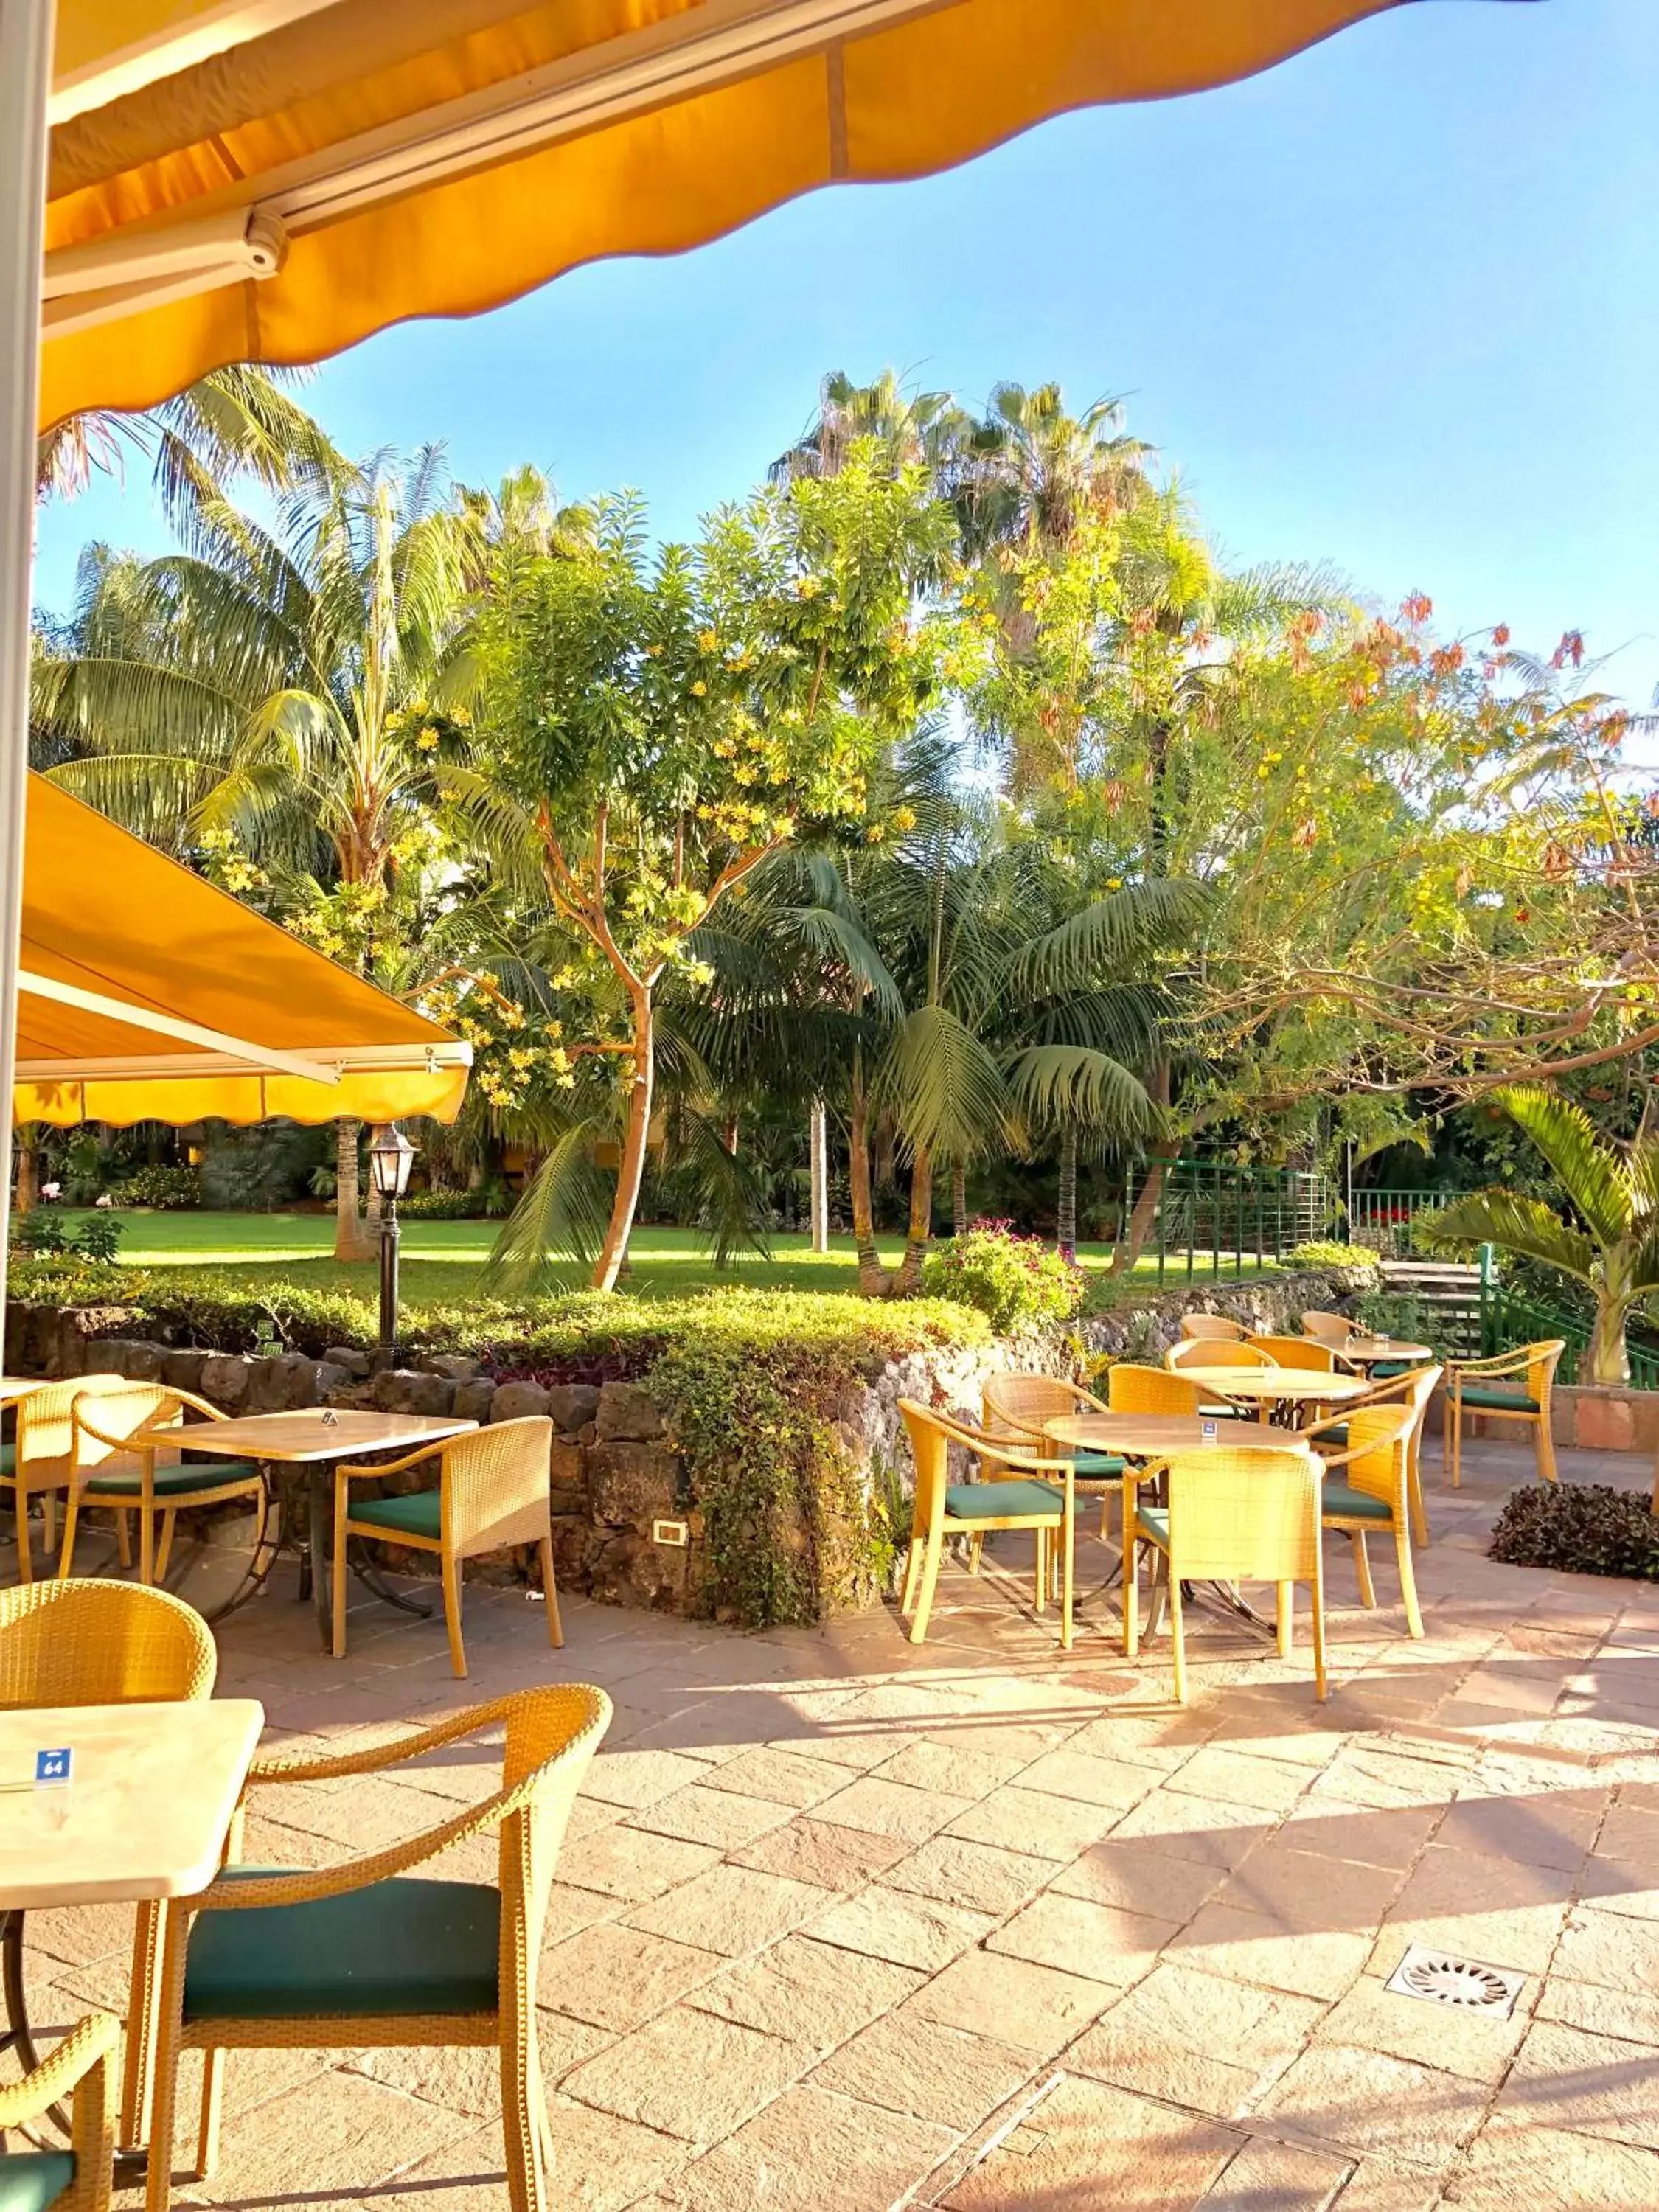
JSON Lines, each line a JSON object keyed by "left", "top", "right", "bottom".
{"left": 27, "top": 364, "right": 1659, "bottom": 1327}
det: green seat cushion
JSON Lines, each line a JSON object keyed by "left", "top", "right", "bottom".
{"left": 1369, "top": 1361, "right": 1413, "bottom": 1379}
{"left": 1321, "top": 1481, "right": 1394, "bottom": 1524}
{"left": 1074, "top": 1453, "right": 1127, "bottom": 1479}
{"left": 944, "top": 1479, "right": 1065, "bottom": 1523}
{"left": 0, "top": 2153, "right": 76, "bottom": 2212}
{"left": 184, "top": 1872, "right": 499, "bottom": 2022}
{"left": 1459, "top": 1385, "right": 1538, "bottom": 1413}
{"left": 84, "top": 1459, "right": 256, "bottom": 1498}
{"left": 349, "top": 1488, "right": 442, "bottom": 1540}
{"left": 1200, "top": 1402, "right": 1245, "bottom": 1420}
{"left": 1314, "top": 1425, "right": 1349, "bottom": 1451}
{"left": 1134, "top": 1506, "right": 1171, "bottom": 1548}
{"left": 0, "top": 1443, "right": 13, "bottom": 1479}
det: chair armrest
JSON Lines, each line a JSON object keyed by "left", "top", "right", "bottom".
{"left": 163, "top": 1388, "right": 230, "bottom": 1423}
{"left": 1074, "top": 1382, "right": 1111, "bottom": 1416}
{"left": 971, "top": 1437, "right": 1075, "bottom": 1476}
{"left": 247, "top": 1695, "right": 512, "bottom": 1787}
{"left": 333, "top": 1443, "right": 447, "bottom": 1484}
{"left": 1446, "top": 1352, "right": 1528, "bottom": 1379}
{"left": 192, "top": 1788, "right": 521, "bottom": 1911}
{"left": 0, "top": 2011, "right": 117, "bottom": 2127}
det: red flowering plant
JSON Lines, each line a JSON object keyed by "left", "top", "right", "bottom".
{"left": 922, "top": 1217, "right": 1085, "bottom": 1334}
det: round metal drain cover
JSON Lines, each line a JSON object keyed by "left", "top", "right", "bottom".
{"left": 1385, "top": 1943, "right": 1523, "bottom": 2017}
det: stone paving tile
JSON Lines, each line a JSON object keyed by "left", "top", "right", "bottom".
{"left": 1169, "top": 1746, "right": 1318, "bottom": 1815}
{"left": 875, "top": 1736, "right": 1032, "bottom": 1798}
{"left": 1217, "top": 1842, "right": 1409, "bottom": 1932}
{"left": 807, "top": 1773, "right": 973, "bottom": 1843}
{"left": 1050, "top": 1834, "right": 1228, "bottom": 1923}
{"left": 806, "top": 1886, "right": 995, "bottom": 1972}
{"left": 728, "top": 1812, "right": 911, "bottom": 1891}
{"left": 1274, "top": 1800, "right": 1446, "bottom": 1871}
{"left": 1260, "top": 2041, "right": 1490, "bottom": 2168}
{"left": 1108, "top": 1785, "right": 1276, "bottom": 1869}
{"left": 1435, "top": 1787, "right": 1603, "bottom": 1870}
{"left": 940, "top": 2075, "right": 1241, "bottom": 2210}
{"left": 1200, "top": 2136, "right": 1352, "bottom": 2210}
{"left": 625, "top": 1783, "right": 796, "bottom": 1851}
{"left": 908, "top": 1949, "right": 1119, "bottom": 2053}
{"left": 1536, "top": 1974, "right": 1659, "bottom": 2045}
{"left": 687, "top": 1933, "right": 922, "bottom": 2053}
{"left": 882, "top": 1832, "right": 1056, "bottom": 1916}
{"left": 173, "top": 2068, "right": 465, "bottom": 2206}
{"left": 1444, "top": 2122, "right": 1659, "bottom": 2208}
{"left": 556, "top": 1824, "right": 723, "bottom": 1903}
{"left": 625, "top": 1863, "right": 827, "bottom": 1956}
{"left": 582, "top": 1747, "right": 715, "bottom": 1810}
{"left": 1489, "top": 2017, "right": 1659, "bottom": 2151}
{"left": 658, "top": 2084, "right": 956, "bottom": 2212}
{"left": 1068, "top": 1961, "right": 1325, "bottom": 2118}
{"left": 540, "top": 1921, "right": 728, "bottom": 2033}
{"left": 987, "top": 1891, "right": 1178, "bottom": 1987}
{"left": 1015, "top": 1744, "right": 1161, "bottom": 1809}
{"left": 944, "top": 1781, "right": 1119, "bottom": 1861}
{"left": 811, "top": 2010, "right": 1037, "bottom": 2130}
{"left": 381, "top": 2099, "right": 692, "bottom": 2212}
{"left": 697, "top": 1746, "right": 849, "bottom": 1809}
{"left": 1310, "top": 1971, "right": 1529, "bottom": 2084}
{"left": 1172, "top": 1902, "right": 1374, "bottom": 2003}
{"left": 561, "top": 2006, "right": 810, "bottom": 2141}
{"left": 1553, "top": 1905, "right": 1659, "bottom": 1996}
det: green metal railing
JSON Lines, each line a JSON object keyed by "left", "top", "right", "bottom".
{"left": 1118, "top": 1161, "right": 1335, "bottom": 1284}
{"left": 1345, "top": 1187, "right": 1457, "bottom": 1256}
{"left": 1482, "top": 1276, "right": 1659, "bottom": 1392}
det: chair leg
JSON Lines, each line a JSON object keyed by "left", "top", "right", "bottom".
{"left": 195, "top": 2050, "right": 225, "bottom": 2179}
{"left": 1276, "top": 1582, "right": 1293, "bottom": 1658}
{"left": 908, "top": 1532, "right": 943, "bottom": 1646}
{"left": 1168, "top": 1576, "right": 1187, "bottom": 1704}
{"left": 15, "top": 1489, "right": 33, "bottom": 1584}
{"left": 56, "top": 1486, "right": 81, "bottom": 1581}
{"left": 442, "top": 1549, "right": 468, "bottom": 1677}
{"left": 1059, "top": 1513, "right": 1074, "bottom": 1653}
{"left": 1395, "top": 1525, "right": 1424, "bottom": 1640}
{"left": 500, "top": 2025, "right": 547, "bottom": 2212}
{"left": 121, "top": 1900, "right": 161, "bottom": 2152}
{"left": 1310, "top": 1573, "right": 1329, "bottom": 1703}
{"left": 1122, "top": 1530, "right": 1140, "bottom": 1659}
{"left": 538, "top": 1536, "right": 564, "bottom": 1649}
{"left": 155, "top": 1509, "right": 178, "bottom": 1584}
{"left": 1448, "top": 1391, "right": 1462, "bottom": 1489}
{"left": 331, "top": 1484, "right": 351, "bottom": 1660}
{"left": 142, "top": 1901, "right": 189, "bottom": 2212}
{"left": 1033, "top": 1528, "right": 1046, "bottom": 1615}
{"left": 116, "top": 1508, "right": 133, "bottom": 1567}
{"left": 900, "top": 1536, "right": 925, "bottom": 1615}
{"left": 1535, "top": 1413, "right": 1559, "bottom": 1486}
{"left": 1408, "top": 1452, "right": 1430, "bottom": 1548}
{"left": 1350, "top": 1531, "right": 1376, "bottom": 1609}
{"left": 139, "top": 1506, "right": 156, "bottom": 1588}
{"left": 966, "top": 1532, "right": 984, "bottom": 1577}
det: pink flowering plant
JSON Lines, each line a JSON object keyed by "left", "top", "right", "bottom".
{"left": 922, "top": 1217, "right": 1085, "bottom": 1334}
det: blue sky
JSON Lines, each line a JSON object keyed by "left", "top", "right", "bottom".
{"left": 32, "top": 0, "right": 1659, "bottom": 712}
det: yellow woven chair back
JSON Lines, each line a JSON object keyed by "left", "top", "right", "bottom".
{"left": 1166, "top": 1338, "right": 1273, "bottom": 1372}
{"left": 1335, "top": 1405, "right": 1416, "bottom": 1513}
{"left": 13, "top": 1372, "right": 128, "bottom": 1486}
{"left": 1248, "top": 1335, "right": 1337, "bottom": 1372}
{"left": 1107, "top": 1365, "right": 1200, "bottom": 1416}
{"left": 441, "top": 1416, "right": 557, "bottom": 1552}
{"left": 0, "top": 1578, "right": 216, "bottom": 1708}
{"left": 1178, "top": 1314, "right": 1245, "bottom": 1342}
{"left": 498, "top": 1683, "right": 612, "bottom": 1933}
{"left": 1301, "top": 1310, "right": 1353, "bottom": 1347}
{"left": 1525, "top": 1340, "right": 1566, "bottom": 1405}
{"left": 72, "top": 1380, "right": 194, "bottom": 1467}
{"left": 982, "top": 1373, "right": 1078, "bottom": 1443}
{"left": 1162, "top": 1450, "right": 1321, "bottom": 1582}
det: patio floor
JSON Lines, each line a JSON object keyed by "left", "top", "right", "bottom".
{"left": 22, "top": 1432, "right": 1659, "bottom": 2211}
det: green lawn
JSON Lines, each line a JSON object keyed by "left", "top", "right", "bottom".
{"left": 64, "top": 1210, "right": 1282, "bottom": 1308}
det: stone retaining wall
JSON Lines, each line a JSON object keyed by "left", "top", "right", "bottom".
{"left": 3, "top": 1265, "right": 1375, "bottom": 1621}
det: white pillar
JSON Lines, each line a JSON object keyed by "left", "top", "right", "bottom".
{"left": 809, "top": 1098, "right": 829, "bottom": 1253}
{"left": 0, "top": 1, "right": 53, "bottom": 1313}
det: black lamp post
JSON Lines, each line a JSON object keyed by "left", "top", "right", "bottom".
{"left": 368, "top": 1124, "right": 416, "bottom": 1357}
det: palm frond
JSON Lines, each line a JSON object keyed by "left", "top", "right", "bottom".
{"left": 877, "top": 1003, "right": 1011, "bottom": 1161}
{"left": 1005, "top": 880, "right": 1206, "bottom": 1000}
{"left": 1486, "top": 1087, "right": 1633, "bottom": 1248}
{"left": 1423, "top": 1191, "right": 1599, "bottom": 1286}
{"left": 477, "top": 1122, "right": 609, "bottom": 1298}
{"left": 1004, "top": 1045, "right": 1158, "bottom": 1147}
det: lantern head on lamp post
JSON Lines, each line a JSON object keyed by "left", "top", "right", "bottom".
{"left": 368, "top": 1125, "right": 416, "bottom": 1357}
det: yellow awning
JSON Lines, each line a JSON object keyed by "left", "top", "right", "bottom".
{"left": 15, "top": 773, "right": 471, "bottom": 1127}
{"left": 36, "top": 0, "right": 1521, "bottom": 431}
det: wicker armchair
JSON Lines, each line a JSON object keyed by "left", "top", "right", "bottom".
{"left": 898, "top": 1399, "right": 1077, "bottom": 1649}
{"left": 1178, "top": 1314, "right": 1246, "bottom": 1343}
{"left": 982, "top": 1373, "right": 1124, "bottom": 1549}
{"left": 142, "top": 1686, "right": 611, "bottom": 2212}
{"left": 64, "top": 1384, "right": 266, "bottom": 1591}
{"left": 1106, "top": 1365, "right": 1202, "bottom": 1416}
{"left": 1247, "top": 1334, "right": 1352, "bottom": 1374}
{"left": 1301, "top": 1310, "right": 1355, "bottom": 1349}
{"left": 1164, "top": 1339, "right": 1274, "bottom": 1372}
{"left": 1121, "top": 1447, "right": 1326, "bottom": 1703}
{"left": 333, "top": 1416, "right": 562, "bottom": 1677}
{"left": 1, "top": 1375, "right": 125, "bottom": 1582}
{"left": 1311, "top": 1402, "right": 1424, "bottom": 1637}
{"left": 0, "top": 1581, "right": 216, "bottom": 2162}
{"left": 1444, "top": 1341, "right": 1565, "bottom": 1488}
{"left": 0, "top": 2011, "right": 118, "bottom": 2212}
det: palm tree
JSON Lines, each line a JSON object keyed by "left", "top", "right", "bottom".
{"left": 32, "top": 448, "right": 480, "bottom": 1258}
{"left": 953, "top": 380, "right": 1152, "bottom": 559}
{"left": 771, "top": 368, "right": 970, "bottom": 488}
{"left": 1427, "top": 1088, "right": 1659, "bottom": 1386}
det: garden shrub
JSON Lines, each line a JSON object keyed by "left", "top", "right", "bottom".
{"left": 922, "top": 1220, "right": 1083, "bottom": 1334}
{"left": 400, "top": 1183, "right": 513, "bottom": 1220}
{"left": 1490, "top": 1483, "right": 1659, "bottom": 1582}
{"left": 111, "top": 1164, "right": 202, "bottom": 1210}
{"left": 11, "top": 1214, "right": 125, "bottom": 1264}
{"left": 1285, "top": 1239, "right": 1379, "bottom": 1273}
